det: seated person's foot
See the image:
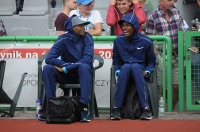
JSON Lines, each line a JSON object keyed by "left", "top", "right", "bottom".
{"left": 140, "top": 107, "right": 153, "bottom": 120}
{"left": 110, "top": 107, "right": 121, "bottom": 120}
{"left": 80, "top": 108, "right": 90, "bottom": 122}
{"left": 38, "top": 113, "right": 46, "bottom": 121}
{"left": 195, "top": 100, "right": 200, "bottom": 105}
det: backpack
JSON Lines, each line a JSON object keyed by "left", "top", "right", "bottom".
{"left": 121, "top": 80, "right": 142, "bottom": 119}
{"left": 46, "top": 96, "right": 81, "bottom": 124}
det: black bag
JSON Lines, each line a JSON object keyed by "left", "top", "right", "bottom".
{"left": 46, "top": 96, "right": 81, "bottom": 124}
{"left": 121, "top": 80, "right": 142, "bottom": 119}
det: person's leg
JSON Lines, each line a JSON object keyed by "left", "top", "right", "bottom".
{"left": 115, "top": 64, "right": 131, "bottom": 108}
{"left": 130, "top": 63, "right": 149, "bottom": 108}
{"left": 40, "top": 64, "right": 68, "bottom": 120}
{"left": 78, "top": 63, "right": 93, "bottom": 106}
{"left": 130, "top": 63, "right": 152, "bottom": 120}
{"left": 172, "top": 60, "right": 179, "bottom": 111}
{"left": 43, "top": 65, "right": 58, "bottom": 99}
{"left": 43, "top": 64, "right": 69, "bottom": 99}
{"left": 78, "top": 63, "right": 93, "bottom": 122}
{"left": 111, "top": 64, "right": 131, "bottom": 120}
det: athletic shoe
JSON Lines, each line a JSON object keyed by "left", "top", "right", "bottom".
{"left": 140, "top": 107, "right": 153, "bottom": 120}
{"left": 38, "top": 113, "right": 46, "bottom": 121}
{"left": 110, "top": 107, "right": 121, "bottom": 120}
{"left": 80, "top": 108, "right": 90, "bottom": 122}
{"left": 195, "top": 100, "right": 200, "bottom": 105}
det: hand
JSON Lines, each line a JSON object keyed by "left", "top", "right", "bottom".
{"left": 142, "top": 71, "right": 147, "bottom": 77}
{"left": 54, "top": 66, "right": 63, "bottom": 72}
{"left": 110, "top": 0, "right": 116, "bottom": 5}
{"left": 190, "top": 46, "right": 199, "bottom": 53}
{"left": 191, "top": 26, "right": 198, "bottom": 31}
{"left": 143, "top": 70, "right": 150, "bottom": 77}
{"left": 115, "top": 70, "right": 120, "bottom": 77}
{"left": 115, "top": 70, "right": 120, "bottom": 83}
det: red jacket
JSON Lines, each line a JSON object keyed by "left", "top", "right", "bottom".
{"left": 106, "top": 3, "right": 146, "bottom": 35}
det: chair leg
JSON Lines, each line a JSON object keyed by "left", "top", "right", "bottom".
{"left": 148, "top": 82, "right": 158, "bottom": 118}
{"left": 94, "top": 94, "right": 99, "bottom": 117}
{"left": 10, "top": 72, "right": 27, "bottom": 117}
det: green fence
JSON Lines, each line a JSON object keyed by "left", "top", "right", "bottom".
{"left": 178, "top": 31, "right": 200, "bottom": 112}
{"left": 0, "top": 36, "right": 172, "bottom": 112}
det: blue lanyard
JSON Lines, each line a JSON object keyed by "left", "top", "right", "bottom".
{"left": 78, "top": 10, "right": 90, "bottom": 30}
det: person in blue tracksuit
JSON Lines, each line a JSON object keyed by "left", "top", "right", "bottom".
{"left": 42, "top": 15, "right": 94, "bottom": 122}
{"left": 110, "top": 13, "right": 156, "bottom": 120}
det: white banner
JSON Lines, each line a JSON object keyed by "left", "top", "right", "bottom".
{"left": 0, "top": 42, "right": 113, "bottom": 108}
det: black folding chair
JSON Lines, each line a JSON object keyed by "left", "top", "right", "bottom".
{"left": 0, "top": 60, "right": 27, "bottom": 117}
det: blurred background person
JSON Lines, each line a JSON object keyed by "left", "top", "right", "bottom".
{"left": 55, "top": 0, "right": 77, "bottom": 36}
{"left": 106, "top": 0, "right": 146, "bottom": 35}
{"left": 138, "top": 0, "right": 153, "bottom": 32}
{"left": 70, "top": 0, "right": 103, "bottom": 36}
{"left": 146, "top": 0, "right": 183, "bottom": 111}
{"left": 0, "top": 20, "right": 7, "bottom": 36}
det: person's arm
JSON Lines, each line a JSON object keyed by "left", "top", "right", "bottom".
{"left": 56, "top": 31, "right": 65, "bottom": 36}
{"left": 86, "top": 22, "right": 102, "bottom": 36}
{"left": 113, "top": 39, "right": 123, "bottom": 72}
{"left": 86, "top": 10, "right": 103, "bottom": 36}
{"left": 106, "top": 0, "right": 117, "bottom": 26}
{"left": 132, "top": 0, "right": 147, "bottom": 25}
{"left": 45, "top": 36, "right": 68, "bottom": 67}
{"left": 64, "top": 33, "right": 94, "bottom": 71}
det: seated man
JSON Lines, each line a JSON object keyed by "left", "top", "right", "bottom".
{"left": 42, "top": 15, "right": 94, "bottom": 122}
{"left": 111, "top": 13, "right": 156, "bottom": 120}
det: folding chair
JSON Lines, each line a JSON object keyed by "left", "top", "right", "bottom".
{"left": 0, "top": 60, "right": 27, "bottom": 117}
{"left": 38, "top": 53, "right": 104, "bottom": 119}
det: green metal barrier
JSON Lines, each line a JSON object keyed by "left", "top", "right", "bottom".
{"left": 0, "top": 36, "right": 172, "bottom": 112}
{"left": 178, "top": 31, "right": 200, "bottom": 112}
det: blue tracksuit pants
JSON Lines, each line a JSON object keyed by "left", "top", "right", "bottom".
{"left": 115, "top": 63, "right": 149, "bottom": 108}
{"left": 43, "top": 63, "right": 93, "bottom": 105}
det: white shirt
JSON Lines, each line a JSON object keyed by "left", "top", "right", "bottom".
{"left": 69, "top": 9, "right": 103, "bottom": 30}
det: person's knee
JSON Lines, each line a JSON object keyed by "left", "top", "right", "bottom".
{"left": 131, "top": 63, "right": 140, "bottom": 70}
{"left": 43, "top": 65, "right": 55, "bottom": 73}
{"left": 79, "top": 63, "right": 91, "bottom": 71}
{"left": 121, "top": 64, "right": 131, "bottom": 71}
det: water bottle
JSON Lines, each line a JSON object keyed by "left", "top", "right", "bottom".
{"left": 36, "top": 98, "right": 42, "bottom": 119}
{"left": 158, "top": 97, "right": 165, "bottom": 116}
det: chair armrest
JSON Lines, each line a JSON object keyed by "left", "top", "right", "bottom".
{"left": 93, "top": 54, "right": 104, "bottom": 70}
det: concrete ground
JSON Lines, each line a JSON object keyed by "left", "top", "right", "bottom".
{"left": 1, "top": 110, "right": 200, "bottom": 120}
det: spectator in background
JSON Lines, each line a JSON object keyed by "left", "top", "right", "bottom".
{"left": 106, "top": 0, "right": 147, "bottom": 35}
{"left": 193, "top": 0, "right": 200, "bottom": 29}
{"left": 146, "top": 0, "right": 183, "bottom": 111}
{"left": 0, "top": 20, "right": 7, "bottom": 36}
{"left": 70, "top": 0, "right": 103, "bottom": 36}
{"left": 138, "top": 0, "right": 153, "bottom": 32}
{"left": 16, "top": 0, "right": 24, "bottom": 14}
{"left": 110, "top": 13, "right": 156, "bottom": 120}
{"left": 55, "top": 0, "right": 77, "bottom": 36}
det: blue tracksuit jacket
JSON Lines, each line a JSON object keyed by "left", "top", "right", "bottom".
{"left": 43, "top": 16, "right": 94, "bottom": 105}
{"left": 113, "top": 14, "right": 156, "bottom": 108}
